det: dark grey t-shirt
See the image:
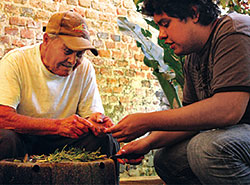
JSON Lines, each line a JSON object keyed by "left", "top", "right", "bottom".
{"left": 183, "top": 12, "right": 250, "bottom": 123}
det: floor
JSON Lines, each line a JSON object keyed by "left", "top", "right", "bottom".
{"left": 120, "top": 176, "right": 165, "bottom": 185}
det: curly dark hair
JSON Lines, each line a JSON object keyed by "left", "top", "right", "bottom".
{"left": 142, "top": 0, "right": 221, "bottom": 25}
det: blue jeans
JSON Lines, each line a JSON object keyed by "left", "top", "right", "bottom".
{"left": 154, "top": 124, "right": 250, "bottom": 184}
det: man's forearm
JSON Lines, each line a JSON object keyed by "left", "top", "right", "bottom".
{"left": 147, "top": 92, "right": 249, "bottom": 131}
{"left": 145, "top": 131, "right": 197, "bottom": 150}
{"left": 0, "top": 105, "right": 58, "bottom": 135}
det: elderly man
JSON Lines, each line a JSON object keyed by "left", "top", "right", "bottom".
{"left": 0, "top": 11, "right": 119, "bottom": 165}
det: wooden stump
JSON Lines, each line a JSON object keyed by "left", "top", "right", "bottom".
{"left": 0, "top": 159, "right": 117, "bottom": 185}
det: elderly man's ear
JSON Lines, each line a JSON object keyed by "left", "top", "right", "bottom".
{"left": 43, "top": 33, "right": 50, "bottom": 44}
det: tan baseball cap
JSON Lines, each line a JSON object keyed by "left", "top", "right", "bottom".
{"left": 45, "top": 11, "right": 98, "bottom": 56}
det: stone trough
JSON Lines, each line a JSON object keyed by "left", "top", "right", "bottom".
{"left": 0, "top": 158, "right": 117, "bottom": 185}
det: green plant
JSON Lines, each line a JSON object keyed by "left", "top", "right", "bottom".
{"left": 219, "top": 0, "right": 250, "bottom": 15}
{"left": 117, "top": 17, "right": 184, "bottom": 109}
{"left": 17, "top": 146, "right": 106, "bottom": 163}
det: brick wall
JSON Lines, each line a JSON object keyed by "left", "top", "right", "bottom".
{"left": 0, "top": 0, "right": 168, "bottom": 177}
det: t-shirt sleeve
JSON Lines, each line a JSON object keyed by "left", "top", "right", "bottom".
{"left": 0, "top": 51, "right": 21, "bottom": 109}
{"left": 77, "top": 60, "right": 104, "bottom": 118}
{"left": 211, "top": 33, "right": 250, "bottom": 93}
{"left": 182, "top": 56, "right": 199, "bottom": 106}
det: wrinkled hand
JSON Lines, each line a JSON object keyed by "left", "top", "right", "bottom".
{"left": 116, "top": 139, "right": 150, "bottom": 165}
{"left": 55, "top": 114, "right": 93, "bottom": 138}
{"left": 105, "top": 113, "right": 149, "bottom": 142}
{"left": 87, "top": 112, "right": 114, "bottom": 136}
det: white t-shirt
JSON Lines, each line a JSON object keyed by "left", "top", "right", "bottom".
{"left": 0, "top": 44, "right": 104, "bottom": 119}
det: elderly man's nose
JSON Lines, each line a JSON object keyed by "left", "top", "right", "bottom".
{"left": 68, "top": 53, "right": 76, "bottom": 64}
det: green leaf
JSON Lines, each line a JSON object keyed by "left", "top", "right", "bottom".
{"left": 141, "top": 28, "right": 152, "bottom": 38}
{"left": 153, "top": 71, "right": 182, "bottom": 108}
{"left": 145, "top": 18, "right": 159, "bottom": 30}
{"left": 117, "top": 16, "right": 183, "bottom": 108}
{"left": 117, "top": 16, "right": 169, "bottom": 73}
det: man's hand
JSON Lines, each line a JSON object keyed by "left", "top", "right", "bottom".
{"left": 115, "top": 138, "right": 150, "bottom": 165}
{"left": 105, "top": 113, "right": 150, "bottom": 142}
{"left": 87, "top": 112, "right": 114, "bottom": 136}
{"left": 55, "top": 114, "right": 93, "bottom": 138}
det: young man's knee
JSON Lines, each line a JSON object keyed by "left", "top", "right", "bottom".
{"left": 187, "top": 130, "right": 240, "bottom": 180}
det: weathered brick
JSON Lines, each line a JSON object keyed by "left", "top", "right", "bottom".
{"left": 4, "top": 4, "right": 19, "bottom": 14}
{"left": 112, "top": 50, "right": 123, "bottom": 59}
{"left": 116, "top": 42, "right": 127, "bottom": 50}
{"left": 35, "top": 10, "right": 51, "bottom": 20}
{"left": 97, "top": 32, "right": 109, "bottom": 39}
{"left": 79, "top": 0, "right": 91, "bottom": 8}
{"left": 98, "top": 49, "right": 111, "bottom": 58}
{"left": 113, "top": 86, "right": 123, "bottom": 93}
{"left": 125, "top": 69, "right": 136, "bottom": 77}
{"left": 119, "top": 96, "right": 130, "bottom": 104}
{"left": 29, "top": 0, "right": 43, "bottom": 9}
{"left": 0, "top": 14, "right": 6, "bottom": 22}
{"left": 103, "top": 5, "right": 116, "bottom": 15}
{"left": 119, "top": 77, "right": 129, "bottom": 85}
{"left": 100, "top": 67, "right": 111, "bottom": 75}
{"left": 20, "top": 7, "right": 35, "bottom": 17}
{"left": 111, "top": 34, "right": 120, "bottom": 42}
{"left": 12, "top": 39, "right": 26, "bottom": 47}
{"left": 141, "top": 65, "right": 150, "bottom": 71}
{"left": 20, "top": 28, "right": 35, "bottom": 39}
{"left": 91, "top": 58, "right": 105, "bottom": 66}
{"left": 100, "top": 95, "right": 108, "bottom": 102}
{"left": 134, "top": 53, "right": 144, "bottom": 61}
{"left": 66, "top": 0, "right": 78, "bottom": 6}
{"left": 85, "top": 9, "right": 99, "bottom": 19}
{"left": 117, "top": 60, "right": 128, "bottom": 67}
{"left": 9, "top": 17, "right": 26, "bottom": 26}
{"left": 99, "top": 14, "right": 111, "bottom": 22}
{"left": 147, "top": 72, "right": 155, "bottom": 80}
{"left": 5, "top": 27, "right": 19, "bottom": 36}
{"left": 141, "top": 80, "right": 151, "bottom": 88}
{"left": 108, "top": 95, "right": 118, "bottom": 103}
{"left": 58, "top": 4, "right": 71, "bottom": 12}
{"left": 27, "top": 18, "right": 41, "bottom": 29}
{"left": 107, "top": 78, "right": 117, "bottom": 85}
{"left": 130, "top": 64, "right": 138, "bottom": 70}
{"left": 136, "top": 71, "right": 145, "bottom": 78}
{"left": 105, "top": 41, "right": 115, "bottom": 49}
{"left": 91, "top": 1, "right": 101, "bottom": 11}
{"left": 36, "top": 31, "right": 43, "bottom": 40}
{"left": 14, "top": 0, "right": 28, "bottom": 4}
{"left": 122, "top": 35, "right": 133, "bottom": 43}
{"left": 102, "top": 87, "right": 113, "bottom": 93}
{"left": 0, "top": 35, "right": 11, "bottom": 45}
{"left": 93, "top": 39, "right": 104, "bottom": 48}
{"left": 114, "top": 70, "right": 124, "bottom": 76}
{"left": 44, "top": 2, "right": 57, "bottom": 12}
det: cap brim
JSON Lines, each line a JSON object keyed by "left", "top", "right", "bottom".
{"left": 59, "top": 35, "right": 98, "bottom": 56}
